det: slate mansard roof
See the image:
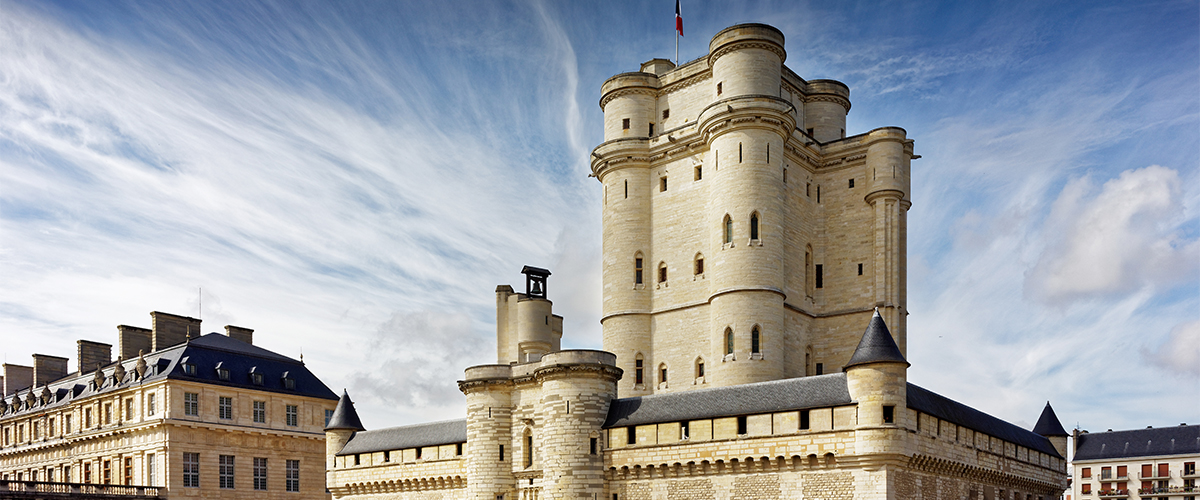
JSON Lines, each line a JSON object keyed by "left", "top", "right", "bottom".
{"left": 1074, "top": 424, "right": 1200, "bottom": 461}
{"left": 0, "top": 333, "right": 338, "bottom": 419}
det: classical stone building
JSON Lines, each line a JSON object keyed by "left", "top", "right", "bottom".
{"left": 1070, "top": 424, "right": 1199, "bottom": 499}
{"left": 0, "top": 311, "right": 338, "bottom": 499}
{"left": 324, "top": 23, "right": 1070, "bottom": 500}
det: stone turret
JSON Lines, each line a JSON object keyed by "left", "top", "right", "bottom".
{"left": 1032, "top": 401, "right": 1069, "bottom": 458}
{"left": 496, "top": 267, "right": 562, "bottom": 364}
{"left": 324, "top": 390, "right": 365, "bottom": 470}
{"left": 844, "top": 309, "right": 909, "bottom": 474}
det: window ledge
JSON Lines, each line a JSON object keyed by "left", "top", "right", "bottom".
{"left": 693, "top": 377, "right": 706, "bottom": 385}
{"left": 723, "top": 354, "right": 736, "bottom": 362}
{"left": 750, "top": 353, "right": 763, "bottom": 360}
{"left": 749, "top": 238, "right": 763, "bottom": 246}
{"left": 722, "top": 242, "right": 735, "bottom": 249}
{"left": 693, "top": 273, "right": 705, "bottom": 280}
{"left": 633, "top": 283, "right": 645, "bottom": 290}
{"left": 656, "top": 281, "right": 668, "bottom": 289}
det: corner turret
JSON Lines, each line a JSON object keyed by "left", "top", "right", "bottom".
{"left": 325, "top": 389, "right": 365, "bottom": 469}
{"left": 1033, "top": 401, "right": 1069, "bottom": 458}
{"left": 844, "top": 310, "right": 910, "bottom": 465}
{"left": 496, "top": 267, "right": 563, "bottom": 364}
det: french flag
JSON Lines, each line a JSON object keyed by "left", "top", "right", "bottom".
{"left": 675, "top": 0, "right": 683, "bottom": 37}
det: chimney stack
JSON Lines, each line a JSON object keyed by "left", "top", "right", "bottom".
{"left": 224, "top": 325, "right": 254, "bottom": 345}
{"left": 77, "top": 340, "right": 112, "bottom": 375}
{"left": 150, "top": 311, "right": 201, "bottom": 351}
{"left": 32, "top": 354, "right": 69, "bottom": 386}
{"left": 2, "top": 364, "right": 34, "bottom": 396}
{"left": 118, "top": 325, "right": 153, "bottom": 358}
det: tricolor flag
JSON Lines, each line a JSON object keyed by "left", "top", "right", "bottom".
{"left": 675, "top": 0, "right": 683, "bottom": 37}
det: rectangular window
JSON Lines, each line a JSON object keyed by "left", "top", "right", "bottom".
{"left": 219, "top": 455, "right": 235, "bottom": 489}
{"left": 849, "top": 178, "right": 855, "bottom": 188}
{"left": 1081, "top": 484, "right": 1091, "bottom": 494}
{"left": 659, "top": 266, "right": 667, "bottom": 283}
{"left": 183, "top": 453, "right": 200, "bottom": 488}
{"left": 1160, "top": 463, "right": 1170, "bottom": 477}
{"left": 1082, "top": 468, "right": 1091, "bottom": 478}
{"left": 84, "top": 463, "right": 92, "bottom": 483}
{"left": 383, "top": 450, "right": 390, "bottom": 462}
{"left": 660, "top": 177, "right": 667, "bottom": 192}
{"left": 622, "top": 118, "right": 630, "bottom": 130}
{"left": 147, "top": 454, "right": 156, "bottom": 487}
{"left": 1118, "top": 465, "right": 1127, "bottom": 477}
{"left": 184, "top": 392, "right": 199, "bottom": 416}
{"left": 716, "top": 82, "right": 722, "bottom": 95}
{"left": 635, "top": 359, "right": 643, "bottom": 385}
{"left": 125, "top": 399, "right": 134, "bottom": 420}
{"left": 883, "top": 405, "right": 895, "bottom": 424}
{"left": 694, "top": 166, "right": 702, "bottom": 181}
{"left": 648, "top": 123, "right": 654, "bottom": 136}
{"left": 816, "top": 363, "right": 823, "bottom": 375}
{"left": 147, "top": 393, "right": 156, "bottom": 416}
{"left": 695, "top": 258, "right": 704, "bottom": 275}
{"left": 254, "top": 458, "right": 267, "bottom": 490}
{"left": 815, "top": 264, "right": 823, "bottom": 288}
{"left": 627, "top": 427, "right": 636, "bottom": 445}
{"left": 33, "top": 421, "right": 39, "bottom": 439}
{"left": 1102, "top": 467, "right": 1112, "bottom": 480}
{"left": 590, "top": 437, "right": 598, "bottom": 454}
{"left": 354, "top": 454, "right": 360, "bottom": 465}
{"left": 499, "top": 444, "right": 505, "bottom": 461}
{"left": 635, "top": 258, "right": 643, "bottom": 284}
{"left": 737, "top": 416, "right": 748, "bottom": 435}
{"left": 103, "top": 459, "right": 111, "bottom": 484}
{"left": 46, "top": 468, "right": 53, "bottom": 482}
{"left": 681, "top": 421, "right": 690, "bottom": 439}
{"left": 1185, "top": 462, "right": 1196, "bottom": 475}
{"left": 286, "top": 405, "right": 298, "bottom": 427}
{"left": 662, "top": 109, "right": 669, "bottom": 120}
{"left": 104, "top": 403, "right": 112, "bottom": 424}
{"left": 124, "top": 457, "right": 133, "bottom": 485}
{"left": 254, "top": 401, "right": 267, "bottom": 423}
{"left": 524, "top": 434, "right": 533, "bottom": 468}
{"left": 325, "top": 409, "right": 334, "bottom": 427}
{"left": 456, "top": 443, "right": 463, "bottom": 455}
{"left": 219, "top": 397, "right": 233, "bottom": 420}
{"left": 48, "top": 418, "right": 55, "bottom": 437}
{"left": 800, "top": 410, "right": 811, "bottom": 430}
{"left": 65, "top": 415, "right": 72, "bottom": 433}
{"left": 858, "top": 263, "right": 864, "bottom": 275}
{"left": 64, "top": 466, "right": 72, "bottom": 482}
{"left": 286, "top": 460, "right": 300, "bottom": 492}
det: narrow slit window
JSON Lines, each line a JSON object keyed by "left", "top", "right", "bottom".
{"left": 858, "top": 263, "right": 863, "bottom": 275}
{"left": 694, "top": 166, "right": 702, "bottom": 180}
{"left": 696, "top": 359, "right": 704, "bottom": 377}
{"left": 806, "top": 183, "right": 811, "bottom": 197}
{"left": 524, "top": 433, "right": 533, "bottom": 468}
{"left": 694, "top": 255, "right": 704, "bottom": 275}
{"left": 783, "top": 168, "right": 787, "bottom": 183}
{"left": 659, "top": 364, "right": 667, "bottom": 383}
{"left": 717, "top": 82, "right": 722, "bottom": 95}
{"left": 622, "top": 118, "right": 630, "bottom": 130}
{"left": 750, "top": 213, "right": 759, "bottom": 240}
{"left": 648, "top": 123, "right": 654, "bottom": 136}
{"left": 724, "top": 215, "right": 733, "bottom": 244}
{"left": 816, "top": 363, "right": 823, "bottom": 375}
{"left": 767, "top": 143, "right": 770, "bottom": 163}
{"left": 635, "top": 356, "right": 644, "bottom": 385}
{"left": 590, "top": 437, "right": 598, "bottom": 454}
{"left": 815, "top": 264, "right": 823, "bottom": 289}
{"left": 635, "top": 255, "right": 643, "bottom": 284}
{"left": 658, "top": 262, "right": 667, "bottom": 283}
{"left": 624, "top": 180, "right": 628, "bottom": 199}
{"left": 817, "top": 185, "right": 821, "bottom": 203}
{"left": 849, "top": 178, "right": 855, "bottom": 188}
{"left": 751, "top": 327, "right": 761, "bottom": 354}
{"left": 660, "top": 176, "right": 667, "bottom": 192}
{"left": 725, "top": 328, "right": 734, "bottom": 355}
{"left": 739, "top": 143, "right": 742, "bottom": 163}
{"left": 627, "top": 427, "right": 636, "bottom": 445}
{"left": 499, "top": 444, "right": 505, "bottom": 461}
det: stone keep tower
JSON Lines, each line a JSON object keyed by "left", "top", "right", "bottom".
{"left": 591, "top": 24, "right": 914, "bottom": 396}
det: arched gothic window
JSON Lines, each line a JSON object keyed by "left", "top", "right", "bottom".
{"left": 658, "top": 363, "right": 668, "bottom": 384}
{"left": 634, "top": 354, "right": 644, "bottom": 385}
{"left": 725, "top": 328, "right": 734, "bottom": 355}
{"left": 750, "top": 212, "right": 760, "bottom": 240}
{"left": 751, "top": 326, "right": 761, "bottom": 354}
{"left": 658, "top": 262, "right": 668, "bottom": 283}
{"left": 634, "top": 253, "right": 643, "bottom": 285}
{"left": 724, "top": 215, "right": 733, "bottom": 244}
{"left": 695, "top": 357, "right": 705, "bottom": 378}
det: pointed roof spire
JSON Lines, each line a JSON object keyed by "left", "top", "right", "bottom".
{"left": 1032, "top": 401, "right": 1068, "bottom": 437}
{"left": 843, "top": 308, "right": 909, "bottom": 370}
{"left": 324, "top": 389, "right": 365, "bottom": 432}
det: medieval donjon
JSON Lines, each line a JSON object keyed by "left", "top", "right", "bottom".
{"left": 324, "top": 24, "right": 1070, "bottom": 500}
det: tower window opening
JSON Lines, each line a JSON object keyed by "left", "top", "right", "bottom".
{"left": 696, "top": 358, "right": 704, "bottom": 377}
{"left": 840, "top": 128, "right": 845, "bottom": 138}
{"left": 659, "top": 364, "right": 667, "bottom": 384}
{"left": 635, "top": 356, "right": 644, "bottom": 385}
{"left": 524, "top": 433, "right": 533, "bottom": 468}
{"left": 849, "top": 178, "right": 855, "bottom": 188}
{"left": 717, "top": 82, "right": 722, "bottom": 95}
{"left": 416, "top": 447, "right": 423, "bottom": 459}
{"left": 724, "top": 215, "right": 733, "bottom": 244}
{"left": 649, "top": 123, "right": 655, "bottom": 135}
{"left": 750, "top": 213, "right": 760, "bottom": 240}
{"left": 815, "top": 264, "right": 823, "bottom": 289}
{"left": 660, "top": 176, "right": 667, "bottom": 192}
{"left": 817, "top": 185, "right": 821, "bottom": 203}
{"left": 751, "top": 327, "right": 761, "bottom": 354}
{"left": 622, "top": 118, "right": 630, "bottom": 130}
{"left": 658, "top": 262, "right": 667, "bottom": 282}
{"left": 635, "top": 255, "right": 643, "bottom": 284}
{"left": 725, "top": 328, "right": 734, "bottom": 355}
{"left": 816, "top": 363, "right": 823, "bottom": 375}
{"left": 883, "top": 405, "right": 895, "bottom": 424}
{"left": 694, "top": 255, "right": 704, "bottom": 275}
{"left": 694, "top": 166, "right": 702, "bottom": 180}
{"left": 800, "top": 410, "right": 810, "bottom": 430}
{"left": 783, "top": 168, "right": 787, "bottom": 183}
{"left": 662, "top": 109, "right": 670, "bottom": 120}
{"left": 627, "top": 427, "right": 636, "bottom": 445}
{"left": 590, "top": 437, "right": 597, "bottom": 454}
{"left": 806, "top": 183, "right": 811, "bottom": 197}
{"left": 737, "top": 416, "right": 747, "bottom": 435}
{"left": 681, "top": 421, "right": 690, "bottom": 439}
{"left": 624, "top": 179, "right": 628, "bottom": 199}
{"left": 806, "top": 128, "right": 814, "bottom": 137}
{"left": 858, "top": 263, "right": 863, "bottom": 275}
{"left": 499, "top": 444, "right": 505, "bottom": 461}
{"left": 739, "top": 143, "right": 742, "bottom": 163}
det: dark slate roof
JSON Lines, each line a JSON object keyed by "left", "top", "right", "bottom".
{"left": 907, "top": 383, "right": 1060, "bottom": 458}
{"left": 1074, "top": 425, "right": 1200, "bottom": 461}
{"left": 843, "top": 309, "right": 908, "bottom": 370}
{"left": 1032, "top": 402, "right": 1068, "bottom": 437}
{"left": 325, "top": 390, "right": 366, "bottom": 431}
{"left": 603, "top": 373, "right": 853, "bottom": 428}
{"left": 337, "top": 419, "right": 467, "bottom": 456}
{"left": 0, "top": 333, "right": 337, "bottom": 420}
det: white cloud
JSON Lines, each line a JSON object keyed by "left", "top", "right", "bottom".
{"left": 1026, "top": 166, "right": 1198, "bottom": 304}
{"left": 1144, "top": 320, "right": 1200, "bottom": 378}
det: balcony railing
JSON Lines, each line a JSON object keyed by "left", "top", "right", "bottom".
{"left": 0, "top": 479, "right": 163, "bottom": 498}
{"left": 1096, "top": 489, "right": 1129, "bottom": 498}
{"left": 1098, "top": 474, "right": 1129, "bottom": 481}
{"left": 1139, "top": 472, "right": 1171, "bottom": 481}
{"left": 1138, "top": 486, "right": 1197, "bottom": 495}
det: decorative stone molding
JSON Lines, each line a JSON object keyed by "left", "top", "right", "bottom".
{"left": 600, "top": 87, "right": 657, "bottom": 110}
{"left": 804, "top": 94, "right": 852, "bottom": 111}
{"left": 709, "top": 41, "right": 786, "bottom": 66}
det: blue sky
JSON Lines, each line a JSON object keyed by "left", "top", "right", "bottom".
{"left": 1, "top": 0, "right": 1196, "bottom": 435}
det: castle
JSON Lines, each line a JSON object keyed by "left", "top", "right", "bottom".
{"left": 323, "top": 24, "right": 1070, "bottom": 500}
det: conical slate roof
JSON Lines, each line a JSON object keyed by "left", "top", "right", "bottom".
{"left": 325, "top": 389, "right": 365, "bottom": 432}
{"left": 843, "top": 309, "right": 909, "bottom": 370}
{"left": 1032, "top": 401, "right": 1068, "bottom": 437}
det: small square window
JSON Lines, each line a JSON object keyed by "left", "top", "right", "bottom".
{"left": 717, "top": 82, "right": 722, "bottom": 95}
{"left": 622, "top": 118, "right": 630, "bottom": 130}
{"left": 849, "top": 178, "right": 855, "bottom": 188}
{"left": 662, "top": 109, "right": 669, "bottom": 120}
{"left": 883, "top": 405, "right": 895, "bottom": 424}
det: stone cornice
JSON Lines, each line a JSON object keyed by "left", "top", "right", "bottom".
{"left": 908, "top": 454, "right": 1067, "bottom": 494}
{"left": 805, "top": 94, "right": 852, "bottom": 112}
{"left": 600, "top": 87, "right": 658, "bottom": 111}
{"left": 708, "top": 41, "right": 786, "bottom": 66}
{"left": 330, "top": 473, "right": 466, "bottom": 495}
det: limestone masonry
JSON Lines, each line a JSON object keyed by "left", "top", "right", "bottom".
{"left": 321, "top": 22, "right": 1069, "bottom": 500}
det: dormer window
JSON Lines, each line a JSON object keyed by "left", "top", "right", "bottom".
{"left": 180, "top": 357, "right": 197, "bottom": 376}
{"left": 249, "top": 368, "right": 264, "bottom": 386}
{"left": 281, "top": 372, "right": 296, "bottom": 391}
{"left": 215, "top": 362, "right": 230, "bottom": 381}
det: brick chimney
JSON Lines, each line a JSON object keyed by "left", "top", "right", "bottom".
{"left": 77, "top": 340, "right": 112, "bottom": 375}
{"left": 150, "top": 311, "right": 201, "bottom": 351}
{"left": 224, "top": 325, "right": 254, "bottom": 345}
{"left": 32, "top": 354, "right": 69, "bottom": 386}
{"left": 118, "top": 325, "right": 153, "bottom": 358}
{"left": 2, "top": 364, "right": 33, "bottom": 396}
